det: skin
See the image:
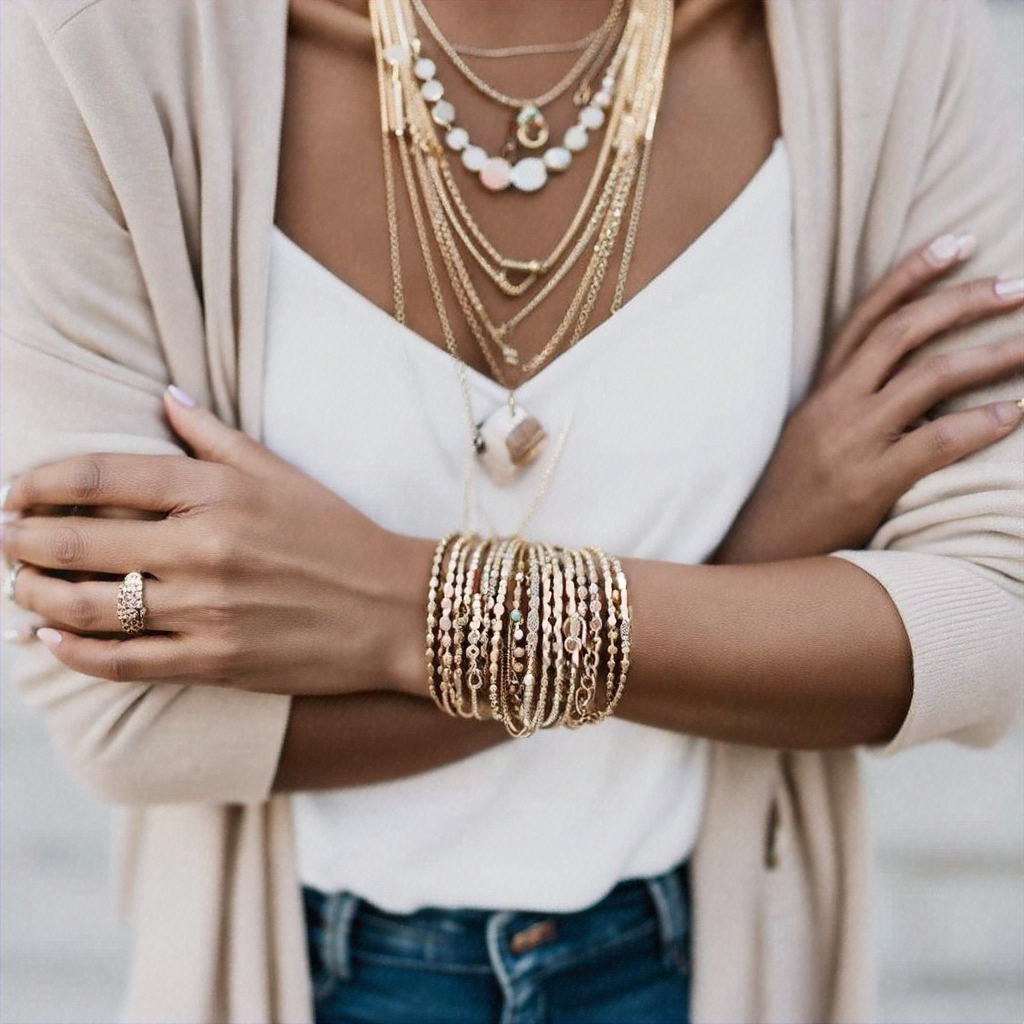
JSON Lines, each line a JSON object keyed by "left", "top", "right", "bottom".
{"left": 2, "top": 1, "right": 1023, "bottom": 793}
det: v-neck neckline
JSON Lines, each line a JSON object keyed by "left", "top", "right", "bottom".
{"left": 272, "top": 138, "right": 786, "bottom": 399}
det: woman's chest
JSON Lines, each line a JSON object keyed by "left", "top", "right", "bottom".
{"left": 274, "top": 1, "right": 780, "bottom": 384}
{"left": 264, "top": 137, "right": 793, "bottom": 554}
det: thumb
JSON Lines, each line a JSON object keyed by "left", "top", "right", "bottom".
{"left": 163, "top": 385, "right": 266, "bottom": 468}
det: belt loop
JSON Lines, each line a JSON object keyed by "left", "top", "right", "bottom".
{"left": 324, "top": 891, "right": 360, "bottom": 982}
{"left": 644, "top": 862, "right": 690, "bottom": 971}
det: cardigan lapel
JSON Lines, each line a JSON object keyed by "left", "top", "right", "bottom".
{"left": 229, "top": 0, "right": 290, "bottom": 440}
{"left": 765, "top": 0, "right": 836, "bottom": 411}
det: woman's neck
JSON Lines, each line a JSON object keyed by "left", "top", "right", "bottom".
{"left": 323, "top": 1, "right": 747, "bottom": 51}
{"left": 405, "top": 1, "right": 619, "bottom": 50}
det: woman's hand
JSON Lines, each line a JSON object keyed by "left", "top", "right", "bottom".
{"left": 1, "top": 389, "right": 432, "bottom": 695}
{"left": 713, "top": 235, "right": 1023, "bottom": 565}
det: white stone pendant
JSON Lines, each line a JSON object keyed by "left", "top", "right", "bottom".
{"left": 474, "top": 402, "right": 548, "bottom": 485}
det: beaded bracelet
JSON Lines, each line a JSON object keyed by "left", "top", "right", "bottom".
{"left": 425, "top": 534, "right": 632, "bottom": 737}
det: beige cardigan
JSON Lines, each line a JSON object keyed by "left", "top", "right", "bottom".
{"left": 1, "top": 2, "right": 1021, "bottom": 1021}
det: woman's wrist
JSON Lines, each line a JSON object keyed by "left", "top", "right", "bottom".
{"left": 418, "top": 534, "right": 633, "bottom": 736}
{"left": 376, "top": 531, "right": 437, "bottom": 699}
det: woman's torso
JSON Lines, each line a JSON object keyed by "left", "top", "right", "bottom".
{"left": 265, "top": 133, "right": 793, "bottom": 910}
{"left": 266, "top": 0, "right": 791, "bottom": 913}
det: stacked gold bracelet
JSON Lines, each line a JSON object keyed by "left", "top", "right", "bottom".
{"left": 425, "top": 535, "right": 632, "bottom": 737}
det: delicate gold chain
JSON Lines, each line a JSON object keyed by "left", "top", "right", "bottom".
{"left": 453, "top": 24, "right": 607, "bottom": 60}
{"left": 376, "top": 46, "right": 406, "bottom": 324}
{"left": 410, "top": 0, "right": 624, "bottom": 110}
{"left": 610, "top": 37, "right": 666, "bottom": 313}
{"left": 611, "top": 136, "right": 651, "bottom": 314}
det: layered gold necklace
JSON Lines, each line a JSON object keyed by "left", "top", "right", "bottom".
{"left": 369, "top": 0, "right": 673, "bottom": 491}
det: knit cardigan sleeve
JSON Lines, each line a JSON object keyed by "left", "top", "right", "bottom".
{"left": 823, "top": 2, "right": 1023, "bottom": 753}
{"left": 0, "top": 0, "right": 292, "bottom": 804}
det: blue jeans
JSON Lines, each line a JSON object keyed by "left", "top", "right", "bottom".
{"left": 303, "top": 864, "right": 691, "bottom": 1024}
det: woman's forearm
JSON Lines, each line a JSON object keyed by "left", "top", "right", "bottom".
{"left": 616, "top": 553, "right": 911, "bottom": 748}
{"left": 275, "top": 543, "right": 911, "bottom": 793}
{"left": 273, "top": 690, "right": 506, "bottom": 791}
{"left": 392, "top": 538, "right": 913, "bottom": 749}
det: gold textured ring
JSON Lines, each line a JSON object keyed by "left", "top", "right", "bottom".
{"left": 116, "top": 571, "right": 147, "bottom": 635}
{"left": 3, "top": 560, "right": 25, "bottom": 603}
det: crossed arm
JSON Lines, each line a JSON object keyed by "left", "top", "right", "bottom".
{"left": 3, "top": 241, "right": 1021, "bottom": 795}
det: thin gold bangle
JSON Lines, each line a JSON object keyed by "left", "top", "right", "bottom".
{"left": 425, "top": 533, "right": 457, "bottom": 708}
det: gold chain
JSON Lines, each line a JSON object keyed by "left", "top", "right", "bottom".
{"left": 410, "top": 0, "right": 625, "bottom": 110}
{"left": 453, "top": 24, "right": 608, "bottom": 60}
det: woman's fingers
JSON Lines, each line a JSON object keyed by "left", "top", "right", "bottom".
{"left": 0, "top": 388, "right": 285, "bottom": 515}
{"left": 1, "top": 453, "right": 212, "bottom": 515}
{"left": 850, "top": 277, "right": 1024, "bottom": 392}
{"left": 820, "top": 232, "right": 976, "bottom": 380}
{"left": 163, "top": 386, "right": 285, "bottom": 471}
{"left": 884, "top": 400, "right": 1024, "bottom": 493}
{"left": 10, "top": 565, "right": 176, "bottom": 634}
{"left": 877, "top": 335, "right": 1024, "bottom": 425}
{"left": 33, "top": 628, "right": 196, "bottom": 683}
{"left": 1, "top": 515, "right": 171, "bottom": 575}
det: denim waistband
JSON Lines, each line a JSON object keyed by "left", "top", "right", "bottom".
{"left": 303, "top": 862, "right": 690, "bottom": 983}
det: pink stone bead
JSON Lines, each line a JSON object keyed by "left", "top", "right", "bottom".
{"left": 480, "top": 157, "right": 511, "bottom": 191}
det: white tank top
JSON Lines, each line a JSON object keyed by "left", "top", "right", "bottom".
{"left": 263, "top": 139, "right": 793, "bottom": 913}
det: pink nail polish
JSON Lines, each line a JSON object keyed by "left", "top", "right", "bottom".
{"left": 993, "top": 276, "right": 1024, "bottom": 299}
{"left": 993, "top": 401, "right": 1023, "bottom": 426}
{"left": 955, "top": 234, "right": 977, "bottom": 260}
{"left": 36, "top": 627, "right": 63, "bottom": 647}
{"left": 166, "top": 384, "right": 198, "bottom": 408}
{"left": 3, "top": 625, "right": 36, "bottom": 645}
{"left": 924, "top": 234, "right": 958, "bottom": 266}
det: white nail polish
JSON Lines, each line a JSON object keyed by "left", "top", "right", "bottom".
{"left": 925, "top": 233, "right": 958, "bottom": 266}
{"left": 993, "top": 276, "right": 1024, "bottom": 299}
{"left": 166, "top": 384, "right": 197, "bottom": 408}
{"left": 36, "top": 627, "right": 62, "bottom": 647}
{"left": 955, "top": 234, "right": 977, "bottom": 260}
{"left": 2, "top": 626, "right": 35, "bottom": 645}
{"left": 0, "top": 483, "right": 10, "bottom": 510}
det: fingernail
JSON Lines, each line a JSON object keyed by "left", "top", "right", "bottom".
{"left": 955, "top": 234, "right": 977, "bottom": 260}
{"left": 0, "top": 483, "right": 10, "bottom": 509}
{"left": 166, "top": 384, "right": 197, "bottom": 408}
{"left": 993, "top": 400, "right": 1024, "bottom": 426}
{"left": 993, "top": 276, "right": 1024, "bottom": 299}
{"left": 925, "top": 233, "right": 958, "bottom": 266}
{"left": 36, "top": 627, "right": 63, "bottom": 647}
{"left": 3, "top": 626, "right": 36, "bottom": 645}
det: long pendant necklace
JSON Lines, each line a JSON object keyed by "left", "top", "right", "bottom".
{"left": 370, "top": 0, "right": 673, "bottom": 487}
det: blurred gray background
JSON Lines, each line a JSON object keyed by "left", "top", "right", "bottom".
{"left": 2, "top": 2, "right": 1022, "bottom": 1022}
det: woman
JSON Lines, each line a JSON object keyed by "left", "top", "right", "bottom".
{"left": 1, "top": 1, "right": 1020, "bottom": 1022}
